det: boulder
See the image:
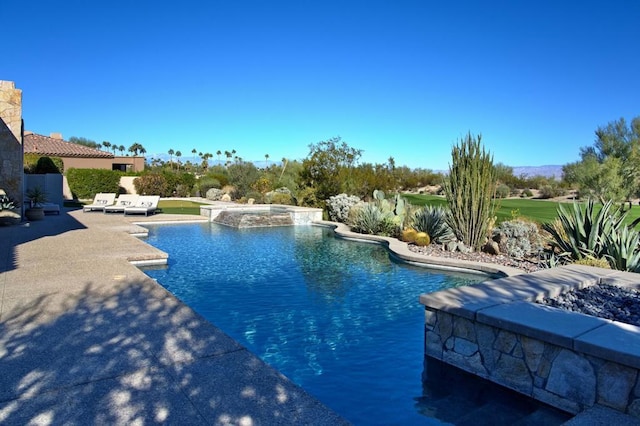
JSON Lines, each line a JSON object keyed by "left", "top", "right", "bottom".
{"left": 205, "top": 188, "right": 225, "bottom": 201}
{"left": 482, "top": 240, "right": 500, "bottom": 255}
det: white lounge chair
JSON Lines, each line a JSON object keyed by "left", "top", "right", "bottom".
{"left": 83, "top": 193, "right": 117, "bottom": 212}
{"left": 104, "top": 194, "right": 139, "bottom": 214}
{"left": 124, "top": 195, "right": 160, "bottom": 216}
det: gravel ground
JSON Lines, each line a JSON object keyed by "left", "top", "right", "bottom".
{"left": 408, "top": 244, "right": 545, "bottom": 274}
{"left": 540, "top": 283, "right": 640, "bottom": 327}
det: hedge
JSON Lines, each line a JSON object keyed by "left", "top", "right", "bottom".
{"left": 66, "top": 168, "right": 122, "bottom": 199}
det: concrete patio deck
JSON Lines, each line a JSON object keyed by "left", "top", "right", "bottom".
{"left": 0, "top": 208, "right": 348, "bottom": 425}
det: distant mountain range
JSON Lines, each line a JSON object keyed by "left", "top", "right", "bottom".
{"left": 512, "top": 165, "right": 563, "bottom": 179}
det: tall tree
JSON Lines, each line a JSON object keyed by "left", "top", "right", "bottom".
{"left": 118, "top": 145, "right": 125, "bottom": 155}
{"left": 168, "top": 149, "right": 175, "bottom": 170}
{"left": 176, "top": 150, "right": 182, "bottom": 170}
{"left": 564, "top": 116, "right": 640, "bottom": 204}
{"left": 265, "top": 153, "right": 270, "bottom": 168}
{"left": 128, "top": 142, "right": 144, "bottom": 156}
{"left": 299, "top": 137, "right": 363, "bottom": 205}
{"left": 102, "top": 141, "right": 111, "bottom": 152}
{"left": 68, "top": 136, "right": 100, "bottom": 149}
{"left": 216, "top": 150, "right": 222, "bottom": 164}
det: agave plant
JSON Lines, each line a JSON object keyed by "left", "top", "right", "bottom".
{"left": 411, "top": 205, "right": 455, "bottom": 244}
{"left": 604, "top": 225, "right": 640, "bottom": 272}
{"left": 542, "top": 199, "right": 625, "bottom": 261}
{"left": 348, "top": 203, "right": 397, "bottom": 236}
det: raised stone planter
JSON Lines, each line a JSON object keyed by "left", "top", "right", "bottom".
{"left": 420, "top": 265, "right": 640, "bottom": 418}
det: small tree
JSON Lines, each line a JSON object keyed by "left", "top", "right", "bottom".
{"left": 443, "top": 132, "right": 496, "bottom": 251}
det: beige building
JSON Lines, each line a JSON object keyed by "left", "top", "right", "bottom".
{"left": 24, "top": 132, "right": 145, "bottom": 173}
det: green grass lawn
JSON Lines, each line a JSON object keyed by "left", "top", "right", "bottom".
{"left": 402, "top": 194, "right": 640, "bottom": 226}
{"left": 157, "top": 200, "right": 205, "bottom": 215}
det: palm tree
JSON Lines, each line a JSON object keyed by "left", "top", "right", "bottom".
{"left": 176, "top": 150, "right": 182, "bottom": 170}
{"left": 102, "top": 141, "right": 111, "bottom": 152}
{"left": 224, "top": 150, "right": 232, "bottom": 166}
{"left": 265, "top": 153, "right": 270, "bottom": 168}
{"left": 119, "top": 145, "right": 125, "bottom": 155}
{"left": 128, "top": 142, "right": 144, "bottom": 156}
{"left": 168, "top": 149, "right": 175, "bottom": 170}
{"left": 216, "top": 150, "right": 222, "bottom": 164}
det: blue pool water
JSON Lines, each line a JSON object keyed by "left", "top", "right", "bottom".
{"left": 140, "top": 223, "right": 566, "bottom": 424}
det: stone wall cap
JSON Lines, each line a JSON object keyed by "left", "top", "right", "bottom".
{"left": 574, "top": 321, "right": 640, "bottom": 369}
{"left": 476, "top": 301, "right": 609, "bottom": 349}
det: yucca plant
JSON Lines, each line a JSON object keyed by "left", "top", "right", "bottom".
{"left": 411, "top": 205, "right": 455, "bottom": 244}
{"left": 542, "top": 199, "right": 625, "bottom": 261}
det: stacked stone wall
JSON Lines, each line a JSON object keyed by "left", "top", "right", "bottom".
{"left": 425, "top": 307, "right": 640, "bottom": 417}
{"left": 0, "top": 81, "right": 23, "bottom": 209}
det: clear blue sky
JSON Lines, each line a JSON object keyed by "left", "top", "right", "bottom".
{"left": 4, "top": 0, "right": 638, "bottom": 170}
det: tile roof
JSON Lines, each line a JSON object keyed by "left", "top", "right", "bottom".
{"left": 24, "top": 133, "right": 114, "bottom": 158}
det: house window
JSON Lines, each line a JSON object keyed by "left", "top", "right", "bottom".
{"left": 112, "top": 163, "right": 132, "bottom": 172}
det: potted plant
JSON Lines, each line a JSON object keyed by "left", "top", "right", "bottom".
{"left": 25, "top": 186, "right": 48, "bottom": 221}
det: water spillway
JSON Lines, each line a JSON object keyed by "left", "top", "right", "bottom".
{"left": 213, "top": 210, "right": 294, "bottom": 228}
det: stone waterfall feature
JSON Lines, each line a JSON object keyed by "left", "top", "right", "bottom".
{"left": 213, "top": 210, "right": 294, "bottom": 228}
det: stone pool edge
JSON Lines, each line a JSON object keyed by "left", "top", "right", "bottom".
{"left": 315, "top": 220, "right": 525, "bottom": 278}
{"left": 420, "top": 264, "right": 640, "bottom": 420}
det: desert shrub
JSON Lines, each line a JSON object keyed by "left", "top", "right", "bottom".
{"left": 66, "top": 168, "right": 121, "bottom": 199}
{"left": 493, "top": 219, "right": 544, "bottom": 259}
{"left": 206, "top": 172, "right": 229, "bottom": 187}
{"left": 349, "top": 203, "right": 398, "bottom": 236}
{"left": 134, "top": 173, "right": 170, "bottom": 196}
{"left": 269, "top": 192, "right": 294, "bottom": 205}
{"left": 414, "top": 232, "right": 431, "bottom": 246}
{"left": 227, "top": 162, "right": 261, "bottom": 199}
{"left": 495, "top": 184, "right": 510, "bottom": 199}
{"left": 242, "top": 191, "right": 264, "bottom": 204}
{"left": 573, "top": 257, "right": 611, "bottom": 269}
{"left": 326, "top": 193, "right": 362, "bottom": 223}
{"left": 539, "top": 185, "right": 566, "bottom": 199}
{"left": 521, "top": 188, "right": 533, "bottom": 198}
{"left": 411, "top": 205, "right": 455, "bottom": 244}
{"left": 197, "top": 177, "right": 221, "bottom": 196}
{"left": 175, "top": 184, "right": 191, "bottom": 197}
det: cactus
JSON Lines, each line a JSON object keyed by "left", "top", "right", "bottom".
{"left": 394, "top": 194, "right": 405, "bottom": 216}
{"left": 402, "top": 228, "right": 418, "bottom": 243}
{"left": 442, "top": 133, "right": 496, "bottom": 251}
{"left": 414, "top": 232, "right": 431, "bottom": 246}
{"left": 373, "top": 189, "right": 385, "bottom": 201}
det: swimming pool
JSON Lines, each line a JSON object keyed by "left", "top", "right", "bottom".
{"left": 141, "top": 223, "right": 567, "bottom": 424}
